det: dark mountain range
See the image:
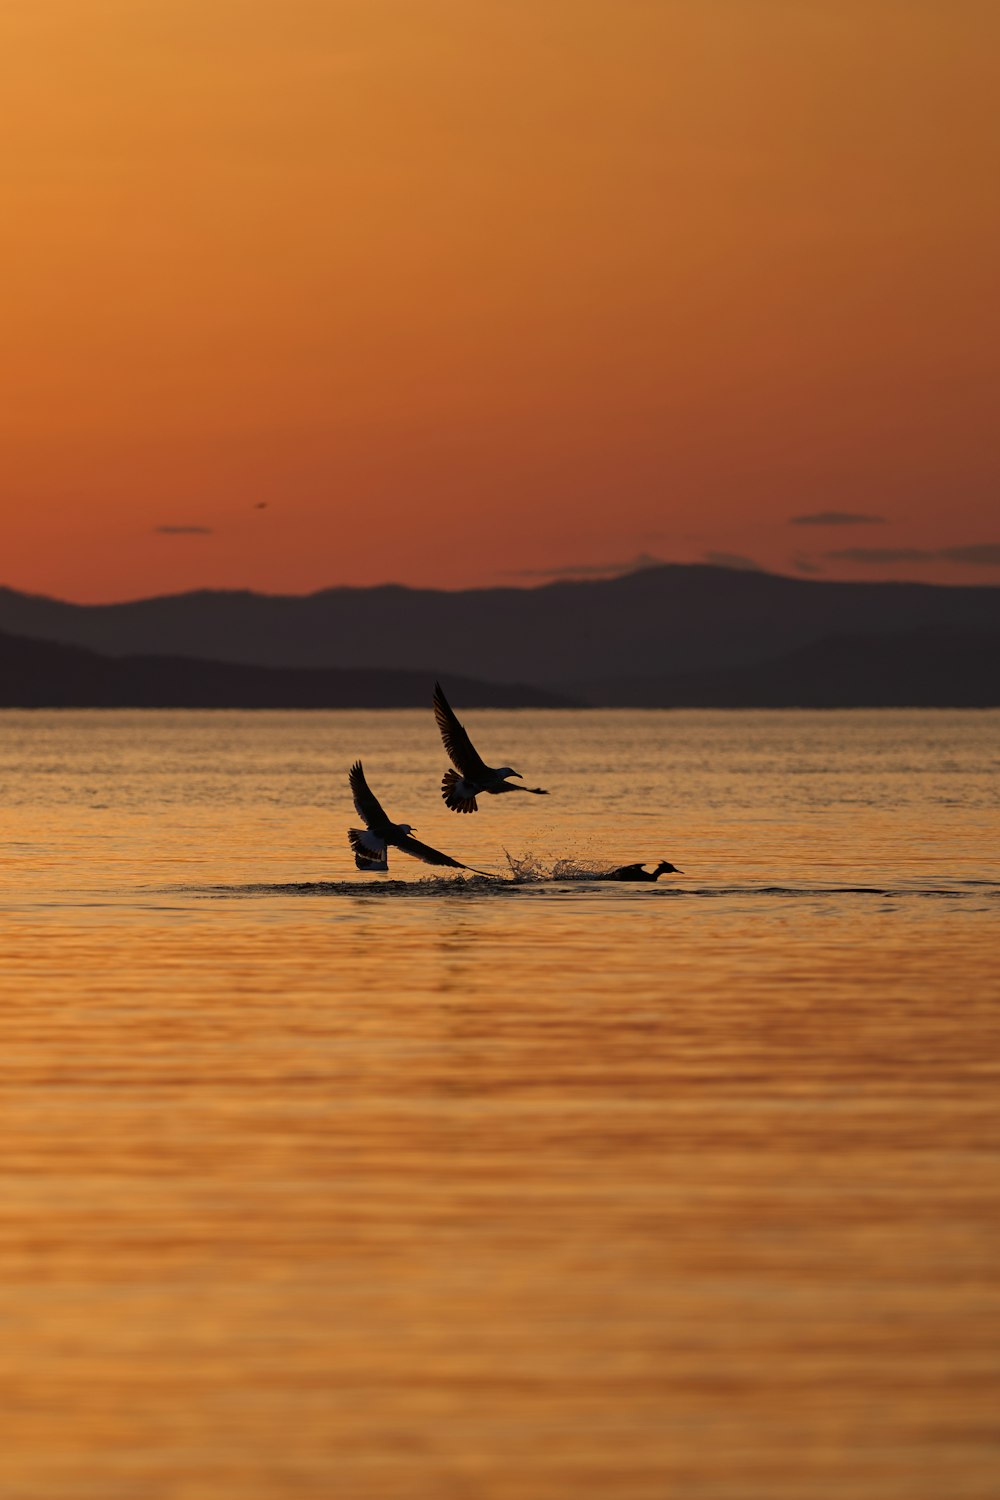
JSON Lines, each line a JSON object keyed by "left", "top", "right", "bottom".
{"left": 0, "top": 632, "right": 574, "bottom": 710}
{"left": 593, "top": 627, "right": 1000, "bottom": 707}
{"left": 2, "top": 567, "right": 1000, "bottom": 695}
{"left": 1, "top": 623, "right": 995, "bottom": 709}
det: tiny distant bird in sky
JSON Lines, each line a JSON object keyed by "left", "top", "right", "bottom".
{"left": 347, "top": 760, "right": 489, "bottom": 874}
{"left": 254, "top": 502, "right": 268, "bottom": 509}
{"left": 433, "top": 681, "right": 549, "bottom": 813}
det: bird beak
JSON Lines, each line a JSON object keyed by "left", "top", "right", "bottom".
{"left": 512, "top": 771, "right": 523, "bottom": 778}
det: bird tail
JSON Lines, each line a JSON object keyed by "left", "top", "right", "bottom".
{"left": 348, "top": 827, "right": 388, "bottom": 871}
{"left": 441, "top": 769, "right": 478, "bottom": 813}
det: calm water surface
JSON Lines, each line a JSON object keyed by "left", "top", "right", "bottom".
{"left": 2, "top": 710, "right": 998, "bottom": 1498}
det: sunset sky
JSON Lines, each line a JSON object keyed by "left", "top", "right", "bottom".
{"left": 3, "top": 0, "right": 999, "bottom": 602}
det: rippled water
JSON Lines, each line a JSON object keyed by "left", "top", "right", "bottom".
{"left": 2, "top": 709, "right": 998, "bottom": 1498}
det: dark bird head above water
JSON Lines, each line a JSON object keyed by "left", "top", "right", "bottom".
{"left": 597, "top": 860, "right": 683, "bottom": 881}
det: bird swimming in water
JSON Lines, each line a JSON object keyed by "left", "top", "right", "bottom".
{"left": 433, "top": 681, "right": 549, "bottom": 814}
{"left": 595, "top": 860, "right": 682, "bottom": 881}
{"left": 347, "top": 760, "right": 490, "bottom": 875}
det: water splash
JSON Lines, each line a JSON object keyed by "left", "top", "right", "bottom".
{"left": 502, "top": 849, "right": 606, "bottom": 883}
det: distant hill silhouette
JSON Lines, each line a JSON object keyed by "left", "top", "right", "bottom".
{"left": 1, "top": 623, "right": 996, "bottom": 709}
{"left": 1, "top": 566, "right": 999, "bottom": 699}
{"left": 588, "top": 628, "right": 1000, "bottom": 707}
{"left": 0, "top": 632, "right": 575, "bottom": 709}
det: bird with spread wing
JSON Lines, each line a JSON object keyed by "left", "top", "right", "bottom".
{"left": 348, "top": 760, "right": 489, "bottom": 874}
{"left": 433, "top": 681, "right": 550, "bottom": 814}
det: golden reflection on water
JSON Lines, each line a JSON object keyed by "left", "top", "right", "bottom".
{"left": 1, "top": 711, "right": 999, "bottom": 1497}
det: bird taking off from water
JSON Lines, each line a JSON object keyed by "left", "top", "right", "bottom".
{"left": 433, "top": 681, "right": 550, "bottom": 814}
{"left": 596, "top": 861, "right": 682, "bottom": 881}
{"left": 347, "top": 761, "right": 489, "bottom": 875}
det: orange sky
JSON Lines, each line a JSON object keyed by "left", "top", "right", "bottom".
{"left": 2, "top": 0, "right": 999, "bottom": 601}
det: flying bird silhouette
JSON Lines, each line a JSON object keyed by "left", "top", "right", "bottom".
{"left": 347, "top": 760, "right": 489, "bottom": 874}
{"left": 433, "top": 681, "right": 549, "bottom": 813}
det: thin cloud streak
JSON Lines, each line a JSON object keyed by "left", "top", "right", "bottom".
{"left": 702, "top": 551, "right": 763, "bottom": 572}
{"left": 791, "top": 511, "right": 886, "bottom": 526}
{"left": 827, "top": 543, "right": 1000, "bottom": 566}
{"left": 510, "top": 551, "right": 665, "bottom": 580}
{"left": 154, "top": 525, "right": 214, "bottom": 536}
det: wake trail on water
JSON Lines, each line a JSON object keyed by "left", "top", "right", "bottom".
{"left": 187, "top": 854, "right": 605, "bottom": 900}
{"left": 175, "top": 852, "right": 1000, "bottom": 903}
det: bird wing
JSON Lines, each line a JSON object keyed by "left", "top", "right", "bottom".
{"left": 349, "top": 760, "right": 393, "bottom": 835}
{"left": 433, "top": 682, "right": 491, "bottom": 780}
{"left": 394, "top": 830, "right": 468, "bottom": 870}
